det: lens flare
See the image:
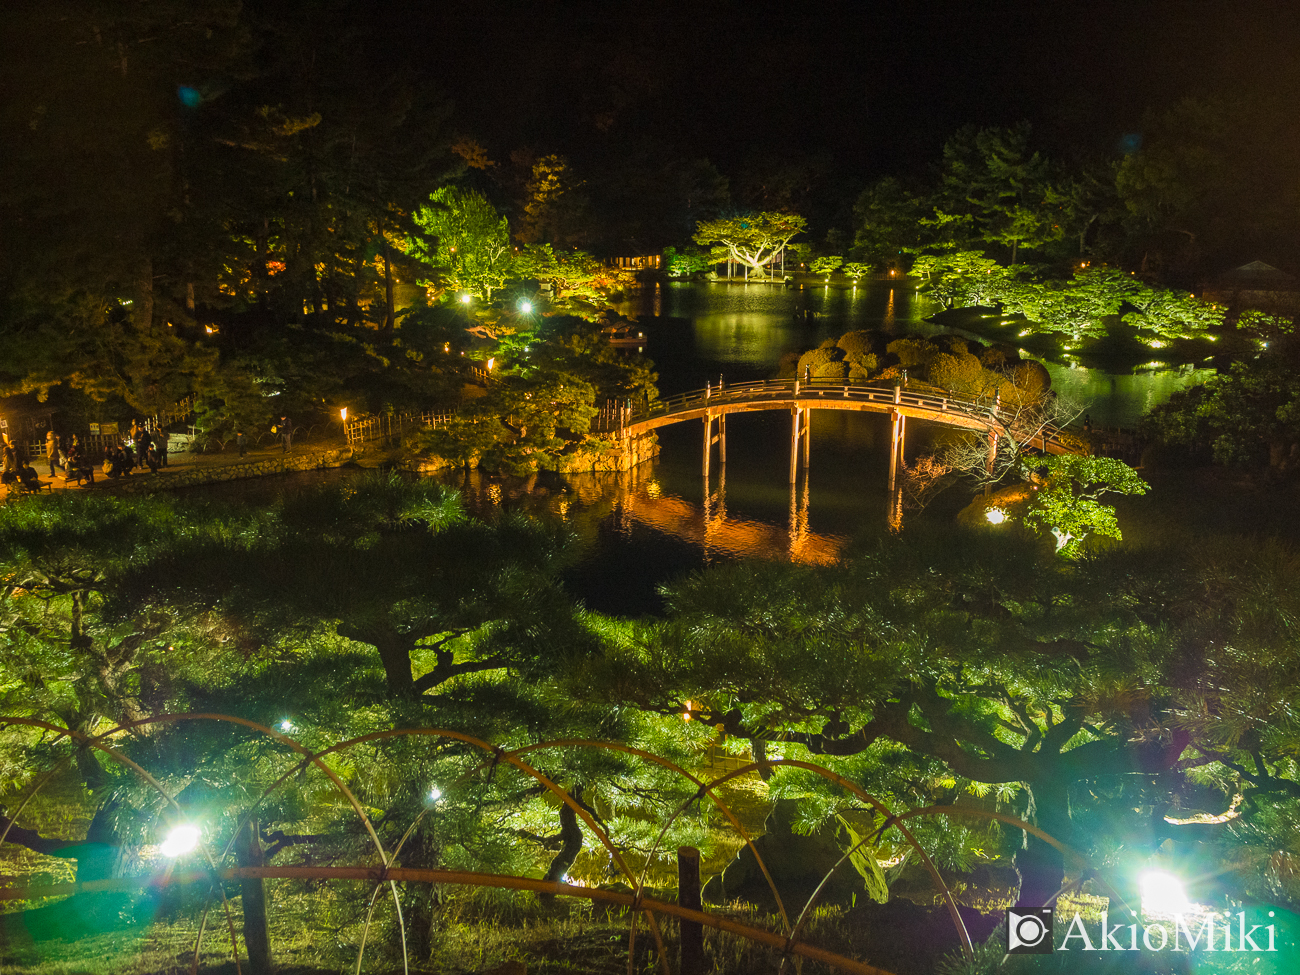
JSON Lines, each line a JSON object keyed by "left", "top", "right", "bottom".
{"left": 160, "top": 824, "right": 201, "bottom": 858}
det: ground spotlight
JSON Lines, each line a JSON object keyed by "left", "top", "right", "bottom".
{"left": 1140, "top": 871, "right": 1190, "bottom": 916}
{"left": 160, "top": 824, "right": 201, "bottom": 858}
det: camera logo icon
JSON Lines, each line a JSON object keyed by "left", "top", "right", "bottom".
{"left": 1006, "top": 907, "right": 1054, "bottom": 954}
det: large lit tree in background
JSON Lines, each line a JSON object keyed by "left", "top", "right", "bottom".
{"left": 911, "top": 251, "right": 1021, "bottom": 309}
{"left": 412, "top": 187, "right": 513, "bottom": 300}
{"left": 938, "top": 123, "right": 1059, "bottom": 263}
{"left": 518, "top": 154, "right": 590, "bottom": 247}
{"left": 693, "top": 211, "right": 807, "bottom": 277}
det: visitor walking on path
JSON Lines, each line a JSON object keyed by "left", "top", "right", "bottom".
{"left": 45, "top": 431, "right": 61, "bottom": 477}
{"left": 278, "top": 416, "right": 294, "bottom": 453}
{"left": 157, "top": 427, "right": 169, "bottom": 467}
{"left": 1, "top": 435, "right": 18, "bottom": 485}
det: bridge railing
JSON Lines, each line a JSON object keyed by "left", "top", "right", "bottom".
{"left": 603, "top": 378, "right": 1077, "bottom": 452}
{"left": 626, "top": 378, "right": 1001, "bottom": 426}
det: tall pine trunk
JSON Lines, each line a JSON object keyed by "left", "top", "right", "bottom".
{"left": 1014, "top": 777, "right": 1069, "bottom": 908}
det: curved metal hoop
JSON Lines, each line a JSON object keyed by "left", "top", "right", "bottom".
{"left": 0, "top": 867, "right": 898, "bottom": 975}
{"left": 0, "top": 715, "right": 1137, "bottom": 974}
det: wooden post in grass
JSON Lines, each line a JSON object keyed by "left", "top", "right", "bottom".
{"left": 678, "top": 846, "right": 704, "bottom": 975}
{"left": 236, "top": 821, "right": 272, "bottom": 975}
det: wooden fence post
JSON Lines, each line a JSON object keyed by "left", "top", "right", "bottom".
{"left": 678, "top": 846, "right": 704, "bottom": 975}
{"left": 236, "top": 821, "right": 273, "bottom": 975}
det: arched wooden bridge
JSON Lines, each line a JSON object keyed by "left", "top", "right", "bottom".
{"left": 596, "top": 377, "right": 1078, "bottom": 486}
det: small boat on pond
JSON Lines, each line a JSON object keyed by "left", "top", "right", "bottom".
{"left": 603, "top": 324, "right": 646, "bottom": 346}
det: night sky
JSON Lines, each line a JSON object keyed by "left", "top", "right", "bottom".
{"left": 383, "top": 0, "right": 1300, "bottom": 177}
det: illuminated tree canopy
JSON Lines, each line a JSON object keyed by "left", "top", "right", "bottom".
{"left": 412, "top": 187, "right": 514, "bottom": 301}
{"left": 693, "top": 211, "right": 807, "bottom": 276}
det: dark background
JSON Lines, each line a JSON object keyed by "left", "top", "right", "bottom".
{"left": 382, "top": 0, "right": 1300, "bottom": 180}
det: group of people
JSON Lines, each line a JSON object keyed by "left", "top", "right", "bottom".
{"left": 95, "top": 423, "right": 169, "bottom": 478}
{"left": 5, "top": 414, "right": 300, "bottom": 495}
{"left": 2, "top": 432, "right": 55, "bottom": 492}
{"left": 38, "top": 421, "right": 170, "bottom": 485}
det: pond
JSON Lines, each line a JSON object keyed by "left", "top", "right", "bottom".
{"left": 438, "top": 281, "right": 1216, "bottom": 615}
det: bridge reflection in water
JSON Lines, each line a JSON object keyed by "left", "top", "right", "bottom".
{"left": 620, "top": 466, "right": 847, "bottom": 565}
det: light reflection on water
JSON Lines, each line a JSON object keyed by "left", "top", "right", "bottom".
{"left": 618, "top": 280, "right": 1211, "bottom": 426}
{"left": 1038, "top": 362, "right": 1214, "bottom": 428}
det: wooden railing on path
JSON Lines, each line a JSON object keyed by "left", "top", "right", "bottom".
{"left": 344, "top": 409, "right": 456, "bottom": 447}
{"left": 343, "top": 365, "right": 495, "bottom": 447}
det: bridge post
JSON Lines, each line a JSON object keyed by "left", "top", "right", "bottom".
{"left": 789, "top": 406, "right": 801, "bottom": 483}
{"left": 802, "top": 409, "right": 811, "bottom": 467}
{"left": 702, "top": 413, "right": 712, "bottom": 479}
{"left": 888, "top": 410, "right": 901, "bottom": 492}
{"left": 718, "top": 412, "right": 726, "bottom": 464}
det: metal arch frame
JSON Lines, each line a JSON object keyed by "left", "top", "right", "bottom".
{"left": 0, "top": 714, "right": 1143, "bottom": 974}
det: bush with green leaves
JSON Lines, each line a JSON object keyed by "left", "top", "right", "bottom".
{"left": 1020, "top": 454, "right": 1149, "bottom": 556}
{"left": 809, "top": 255, "right": 843, "bottom": 280}
{"left": 1142, "top": 355, "right": 1300, "bottom": 470}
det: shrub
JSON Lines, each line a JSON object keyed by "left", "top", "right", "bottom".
{"left": 927, "top": 352, "right": 988, "bottom": 395}
{"left": 837, "top": 331, "right": 876, "bottom": 358}
{"left": 797, "top": 347, "right": 839, "bottom": 378}
{"left": 814, "top": 359, "right": 849, "bottom": 379}
{"left": 886, "top": 338, "right": 939, "bottom": 369}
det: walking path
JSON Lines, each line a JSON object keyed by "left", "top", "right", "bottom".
{"left": 10, "top": 436, "right": 353, "bottom": 498}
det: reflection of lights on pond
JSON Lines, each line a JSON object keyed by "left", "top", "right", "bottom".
{"left": 645, "top": 480, "right": 662, "bottom": 499}
{"left": 556, "top": 499, "right": 570, "bottom": 519}
{"left": 487, "top": 484, "right": 503, "bottom": 505}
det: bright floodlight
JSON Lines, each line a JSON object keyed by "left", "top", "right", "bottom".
{"left": 459, "top": 294, "right": 472, "bottom": 304}
{"left": 520, "top": 301, "right": 533, "bottom": 314}
{"left": 280, "top": 719, "right": 295, "bottom": 732}
{"left": 985, "top": 508, "right": 1007, "bottom": 525}
{"left": 160, "top": 824, "right": 201, "bottom": 858}
{"left": 1140, "top": 871, "right": 1191, "bottom": 916}
{"left": 428, "top": 787, "right": 442, "bottom": 802}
